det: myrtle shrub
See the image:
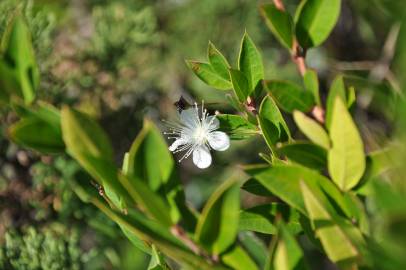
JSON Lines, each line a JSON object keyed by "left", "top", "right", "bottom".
{"left": 1, "top": 0, "right": 406, "bottom": 270}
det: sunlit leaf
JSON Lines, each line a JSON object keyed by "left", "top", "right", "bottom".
{"left": 325, "top": 75, "right": 346, "bottom": 130}
{"left": 208, "top": 41, "right": 230, "bottom": 80}
{"left": 238, "top": 32, "right": 264, "bottom": 92}
{"left": 258, "top": 96, "right": 291, "bottom": 153}
{"left": 221, "top": 244, "right": 258, "bottom": 270}
{"left": 295, "top": 0, "right": 341, "bottom": 48}
{"left": 0, "top": 14, "right": 39, "bottom": 103}
{"left": 273, "top": 222, "right": 308, "bottom": 270}
{"left": 186, "top": 60, "right": 232, "bottom": 90}
{"left": 303, "top": 69, "right": 321, "bottom": 105}
{"left": 328, "top": 97, "right": 366, "bottom": 191}
{"left": 229, "top": 68, "right": 251, "bottom": 102}
{"left": 293, "top": 110, "right": 330, "bottom": 149}
{"left": 260, "top": 4, "right": 294, "bottom": 49}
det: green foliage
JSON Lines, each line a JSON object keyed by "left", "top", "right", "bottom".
{"left": 0, "top": 14, "right": 39, "bottom": 104}
{"left": 238, "top": 32, "right": 264, "bottom": 93}
{"left": 264, "top": 80, "right": 314, "bottom": 113}
{"left": 260, "top": 4, "right": 294, "bottom": 49}
{"left": 295, "top": 0, "right": 341, "bottom": 48}
{"left": 0, "top": 227, "right": 86, "bottom": 270}
{"left": 0, "top": 1, "right": 404, "bottom": 269}
{"left": 195, "top": 177, "right": 241, "bottom": 254}
{"left": 328, "top": 98, "right": 366, "bottom": 191}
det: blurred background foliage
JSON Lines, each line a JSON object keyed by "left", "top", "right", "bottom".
{"left": 0, "top": 0, "right": 405, "bottom": 269}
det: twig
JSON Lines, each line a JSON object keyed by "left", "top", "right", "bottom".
{"left": 273, "top": 0, "right": 325, "bottom": 123}
{"left": 170, "top": 225, "right": 217, "bottom": 264}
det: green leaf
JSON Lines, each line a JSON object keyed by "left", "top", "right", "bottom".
{"left": 229, "top": 68, "right": 251, "bottom": 102}
{"left": 238, "top": 32, "right": 264, "bottom": 91}
{"left": 325, "top": 75, "right": 346, "bottom": 130}
{"left": 217, "top": 114, "right": 258, "bottom": 140}
{"left": 186, "top": 60, "right": 232, "bottom": 90}
{"left": 239, "top": 232, "right": 268, "bottom": 268}
{"left": 148, "top": 245, "right": 171, "bottom": 270}
{"left": 127, "top": 119, "right": 175, "bottom": 190}
{"left": 347, "top": 86, "right": 356, "bottom": 108}
{"left": 260, "top": 4, "right": 294, "bottom": 49}
{"left": 295, "top": 0, "right": 341, "bottom": 48}
{"left": 277, "top": 142, "right": 327, "bottom": 170}
{"left": 303, "top": 69, "right": 321, "bottom": 105}
{"left": 61, "top": 106, "right": 113, "bottom": 162}
{"left": 120, "top": 226, "right": 151, "bottom": 254}
{"left": 264, "top": 80, "right": 314, "bottom": 113}
{"left": 61, "top": 107, "right": 132, "bottom": 207}
{"left": 195, "top": 177, "right": 240, "bottom": 254}
{"left": 328, "top": 97, "right": 366, "bottom": 191}
{"left": 8, "top": 117, "right": 65, "bottom": 154}
{"left": 273, "top": 222, "right": 308, "bottom": 270}
{"left": 247, "top": 164, "right": 353, "bottom": 218}
{"left": 300, "top": 181, "right": 364, "bottom": 265}
{"left": 258, "top": 96, "right": 291, "bottom": 153}
{"left": 293, "top": 110, "right": 330, "bottom": 149}
{"left": 239, "top": 203, "right": 302, "bottom": 235}
{"left": 221, "top": 244, "right": 258, "bottom": 270}
{"left": 208, "top": 42, "right": 230, "bottom": 80}
{"left": 0, "top": 14, "right": 39, "bottom": 103}
{"left": 242, "top": 177, "right": 273, "bottom": 197}
{"left": 126, "top": 119, "right": 195, "bottom": 226}
{"left": 77, "top": 189, "right": 224, "bottom": 270}
{"left": 118, "top": 174, "right": 173, "bottom": 227}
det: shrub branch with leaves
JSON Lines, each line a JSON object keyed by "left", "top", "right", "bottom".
{"left": 0, "top": 0, "right": 405, "bottom": 269}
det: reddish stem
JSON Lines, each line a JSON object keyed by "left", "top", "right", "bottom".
{"left": 273, "top": 0, "right": 325, "bottom": 123}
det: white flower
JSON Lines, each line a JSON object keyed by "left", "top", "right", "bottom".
{"left": 164, "top": 102, "right": 230, "bottom": 169}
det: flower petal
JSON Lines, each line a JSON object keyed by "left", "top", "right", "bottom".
{"left": 180, "top": 108, "right": 199, "bottom": 128}
{"left": 206, "top": 115, "right": 219, "bottom": 130}
{"left": 169, "top": 138, "right": 186, "bottom": 152}
{"left": 208, "top": 131, "right": 230, "bottom": 151}
{"left": 193, "top": 146, "right": 212, "bottom": 169}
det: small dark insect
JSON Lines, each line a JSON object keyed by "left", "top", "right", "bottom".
{"left": 174, "top": 96, "right": 191, "bottom": 113}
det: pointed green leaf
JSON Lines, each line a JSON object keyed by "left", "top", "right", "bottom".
{"left": 260, "top": 4, "right": 294, "bottom": 49}
{"left": 258, "top": 96, "right": 291, "bottom": 153}
{"left": 277, "top": 142, "right": 327, "bottom": 170}
{"left": 242, "top": 178, "right": 274, "bottom": 197}
{"left": 229, "top": 68, "right": 251, "bottom": 102}
{"left": 328, "top": 97, "right": 366, "bottom": 191}
{"left": 217, "top": 114, "right": 258, "bottom": 140}
{"left": 300, "top": 181, "right": 364, "bottom": 264}
{"left": 293, "top": 110, "right": 330, "bottom": 149}
{"left": 246, "top": 164, "right": 354, "bottom": 218}
{"left": 273, "top": 222, "right": 308, "bottom": 270}
{"left": 186, "top": 60, "right": 232, "bottom": 90}
{"left": 118, "top": 174, "right": 173, "bottom": 227}
{"left": 239, "top": 203, "right": 302, "bottom": 235}
{"left": 325, "top": 75, "right": 346, "bottom": 130}
{"left": 239, "top": 232, "right": 268, "bottom": 268}
{"left": 264, "top": 80, "right": 314, "bottom": 113}
{"left": 0, "top": 14, "right": 39, "bottom": 103}
{"left": 303, "top": 69, "right": 321, "bottom": 105}
{"left": 8, "top": 117, "right": 65, "bottom": 154}
{"left": 148, "top": 245, "right": 171, "bottom": 270}
{"left": 208, "top": 42, "right": 230, "bottom": 80}
{"left": 295, "top": 0, "right": 341, "bottom": 48}
{"left": 195, "top": 177, "right": 240, "bottom": 254}
{"left": 126, "top": 119, "right": 195, "bottom": 227}
{"left": 61, "top": 107, "right": 132, "bottom": 207}
{"left": 221, "top": 244, "right": 258, "bottom": 270}
{"left": 238, "top": 32, "right": 264, "bottom": 91}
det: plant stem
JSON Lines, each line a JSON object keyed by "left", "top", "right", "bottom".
{"left": 273, "top": 0, "right": 325, "bottom": 123}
